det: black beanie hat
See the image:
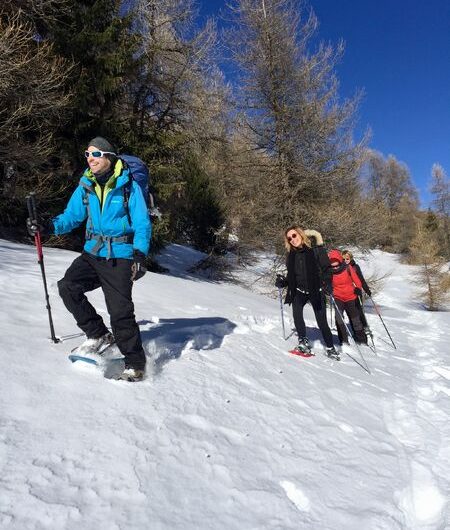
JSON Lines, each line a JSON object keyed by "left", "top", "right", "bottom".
{"left": 87, "top": 136, "right": 116, "bottom": 154}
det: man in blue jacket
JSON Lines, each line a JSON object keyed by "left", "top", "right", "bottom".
{"left": 30, "top": 137, "right": 151, "bottom": 381}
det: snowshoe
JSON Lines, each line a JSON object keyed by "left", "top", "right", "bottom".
{"left": 290, "top": 337, "right": 314, "bottom": 357}
{"left": 73, "top": 332, "right": 115, "bottom": 356}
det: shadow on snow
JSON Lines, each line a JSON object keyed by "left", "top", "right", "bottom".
{"left": 138, "top": 317, "right": 237, "bottom": 374}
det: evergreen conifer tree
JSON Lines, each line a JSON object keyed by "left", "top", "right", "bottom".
{"left": 42, "top": 0, "right": 140, "bottom": 165}
{"left": 171, "top": 157, "right": 224, "bottom": 252}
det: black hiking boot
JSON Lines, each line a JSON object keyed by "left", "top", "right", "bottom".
{"left": 293, "top": 337, "right": 311, "bottom": 354}
{"left": 75, "top": 332, "right": 115, "bottom": 356}
{"left": 326, "top": 347, "right": 340, "bottom": 360}
{"left": 117, "top": 366, "right": 145, "bottom": 382}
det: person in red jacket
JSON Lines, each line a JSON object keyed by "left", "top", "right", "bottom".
{"left": 328, "top": 249, "right": 367, "bottom": 345}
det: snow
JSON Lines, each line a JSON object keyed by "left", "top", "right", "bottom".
{"left": 0, "top": 240, "right": 449, "bottom": 529}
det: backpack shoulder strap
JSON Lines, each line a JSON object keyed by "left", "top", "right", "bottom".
{"left": 79, "top": 179, "right": 92, "bottom": 200}
{"left": 346, "top": 264, "right": 358, "bottom": 285}
{"left": 80, "top": 179, "right": 94, "bottom": 231}
{"left": 122, "top": 173, "right": 133, "bottom": 226}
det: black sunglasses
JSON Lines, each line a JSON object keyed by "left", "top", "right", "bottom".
{"left": 287, "top": 233, "right": 298, "bottom": 242}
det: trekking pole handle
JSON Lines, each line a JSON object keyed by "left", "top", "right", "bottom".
{"left": 26, "top": 193, "right": 44, "bottom": 260}
{"left": 26, "top": 194, "right": 35, "bottom": 222}
{"left": 26, "top": 192, "right": 38, "bottom": 223}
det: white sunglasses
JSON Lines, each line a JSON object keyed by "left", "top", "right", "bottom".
{"left": 84, "top": 150, "right": 116, "bottom": 158}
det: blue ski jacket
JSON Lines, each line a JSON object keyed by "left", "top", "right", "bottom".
{"left": 52, "top": 159, "right": 151, "bottom": 259}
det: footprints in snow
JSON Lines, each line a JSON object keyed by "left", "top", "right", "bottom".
{"left": 233, "top": 314, "right": 280, "bottom": 335}
{"left": 383, "top": 384, "right": 449, "bottom": 526}
{"left": 397, "top": 461, "right": 447, "bottom": 529}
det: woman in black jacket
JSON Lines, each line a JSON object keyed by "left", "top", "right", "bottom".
{"left": 342, "top": 250, "right": 371, "bottom": 330}
{"left": 276, "top": 226, "right": 338, "bottom": 358}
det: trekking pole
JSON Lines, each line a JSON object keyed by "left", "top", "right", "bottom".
{"left": 368, "top": 295, "right": 396, "bottom": 350}
{"left": 329, "top": 295, "right": 371, "bottom": 374}
{"left": 329, "top": 298, "right": 334, "bottom": 329}
{"left": 278, "top": 287, "right": 286, "bottom": 340}
{"left": 26, "top": 193, "right": 60, "bottom": 344}
{"left": 359, "top": 295, "right": 376, "bottom": 354}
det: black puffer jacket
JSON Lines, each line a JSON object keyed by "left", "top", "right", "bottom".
{"left": 306, "top": 229, "right": 332, "bottom": 292}
{"left": 285, "top": 239, "right": 331, "bottom": 306}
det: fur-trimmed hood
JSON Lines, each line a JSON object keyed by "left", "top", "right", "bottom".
{"left": 304, "top": 229, "right": 323, "bottom": 246}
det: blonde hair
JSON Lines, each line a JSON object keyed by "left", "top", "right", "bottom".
{"left": 342, "top": 250, "right": 353, "bottom": 260}
{"left": 284, "top": 225, "right": 311, "bottom": 251}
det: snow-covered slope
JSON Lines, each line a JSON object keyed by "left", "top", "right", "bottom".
{"left": 0, "top": 240, "right": 449, "bottom": 530}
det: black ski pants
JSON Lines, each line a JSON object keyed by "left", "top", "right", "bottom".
{"left": 292, "top": 292, "right": 334, "bottom": 348}
{"left": 334, "top": 298, "right": 367, "bottom": 345}
{"left": 58, "top": 252, "right": 146, "bottom": 369}
{"left": 355, "top": 296, "right": 368, "bottom": 328}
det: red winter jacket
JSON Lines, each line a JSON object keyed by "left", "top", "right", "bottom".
{"left": 328, "top": 249, "right": 362, "bottom": 302}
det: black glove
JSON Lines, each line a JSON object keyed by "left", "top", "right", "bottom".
{"left": 354, "top": 287, "right": 362, "bottom": 297}
{"left": 131, "top": 250, "right": 147, "bottom": 281}
{"left": 26, "top": 217, "right": 53, "bottom": 237}
{"left": 365, "top": 288, "right": 372, "bottom": 297}
{"left": 275, "top": 274, "right": 287, "bottom": 288}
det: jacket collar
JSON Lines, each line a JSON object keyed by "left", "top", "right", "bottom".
{"left": 82, "top": 159, "right": 128, "bottom": 188}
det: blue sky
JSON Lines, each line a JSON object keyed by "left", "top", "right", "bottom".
{"left": 198, "top": 0, "right": 450, "bottom": 206}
